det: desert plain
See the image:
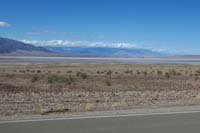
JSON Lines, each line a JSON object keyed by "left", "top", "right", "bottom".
{"left": 1, "top": 62, "right": 200, "bottom": 120}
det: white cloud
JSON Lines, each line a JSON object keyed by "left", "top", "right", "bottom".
{"left": 22, "top": 40, "right": 137, "bottom": 48}
{"left": 21, "top": 39, "right": 164, "bottom": 52}
{"left": 0, "top": 21, "right": 10, "bottom": 27}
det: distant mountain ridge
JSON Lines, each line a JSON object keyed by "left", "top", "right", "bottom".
{"left": 0, "top": 37, "right": 168, "bottom": 57}
{"left": 44, "top": 46, "right": 166, "bottom": 57}
{"left": 0, "top": 37, "right": 59, "bottom": 56}
{"left": 0, "top": 37, "right": 50, "bottom": 53}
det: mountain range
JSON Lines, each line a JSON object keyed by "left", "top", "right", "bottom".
{"left": 0, "top": 37, "right": 167, "bottom": 57}
{"left": 0, "top": 37, "right": 58, "bottom": 56}
{"left": 44, "top": 46, "right": 165, "bottom": 57}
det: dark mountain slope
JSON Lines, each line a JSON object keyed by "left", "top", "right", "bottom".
{"left": 0, "top": 37, "right": 50, "bottom": 53}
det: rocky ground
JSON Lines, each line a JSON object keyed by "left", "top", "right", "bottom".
{"left": 0, "top": 63, "right": 200, "bottom": 120}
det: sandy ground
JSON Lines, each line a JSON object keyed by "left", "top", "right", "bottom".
{"left": 1, "top": 63, "right": 200, "bottom": 120}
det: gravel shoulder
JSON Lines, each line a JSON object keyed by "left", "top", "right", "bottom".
{"left": 1, "top": 105, "right": 200, "bottom": 122}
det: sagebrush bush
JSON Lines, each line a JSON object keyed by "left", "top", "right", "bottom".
{"left": 169, "top": 69, "right": 176, "bottom": 76}
{"left": 143, "top": 71, "right": 147, "bottom": 76}
{"left": 124, "top": 70, "right": 133, "bottom": 74}
{"left": 196, "top": 69, "right": 200, "bottom": 76}
{"left": 31, "top": 75, "right": 39, "bottom": 82}
{"left": 157, "top": 70, "right": 162, "bottom": 75}
{"left": 80, "top": 72, "right": 88, "bottom": 79}
{"left": 37, "top": 70, "right": 41, "bottom": 73}
{"left": 137, "top": 70, "right": 140, "bottom": 75}
{"left": 165, "top": 72, "right": 170, "bottom": 78}
{"left": 85, "top": 103, "right": 95, "bottom": 111}
{"left": 6, "top": 74, "right": 14, "bottom": 78}
{"left": 19, "top": 70, "right": 26, "bottom": 73}
{"left": 67, "top": 70, "right": 72, "bottom": 73}
{"left": 76, "top": 71, "right": 88, "bottom": 79}
{"left": 105, "top": 80, "right": 112, "bottom": 86}
{"left": 107, "top": 70, "right": 112, "bottom": 76}
{"left": 47, "top": 75, "right": 74, "bottom": 84}
{"left": 76, "top": 71, "right": 82, "bottom": 77}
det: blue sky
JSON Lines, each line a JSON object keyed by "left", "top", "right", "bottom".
{"left": 0, "top": 0, "right": 200, "bottom": 54}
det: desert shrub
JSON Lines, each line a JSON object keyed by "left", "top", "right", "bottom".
{"left": 165, "top": 72, "right": 170, "bottom": 78}
{"left": 56, "top": 104, "right": 65, "bottom": 112}
{"left": 66, "top": 76, "right": 74, "bottom": 85}
{"left": 129, "top": 70, "right": 133, "bottom": 74}
{"left": 105, "top": 80, "right": 112, "bottom": 86}
{"left": 107, "top": 70, "right": 112, "bottom": 75}
{"left": 143, "top": 71, "right": 147, "bottom": 76}
{"left": 107, "top": 70, "right": 112, "bottom": 78}
{"left": 169, "top": 69, "right": 176, "bottom": 76}
{"left": 177, "top": 72, "right": 182, "bottom": 76}
{"left": 6, "top": 74, "right": 14, "bottom": 78}
{"left": 136, "top": 70, "right": 140, "bottom": 75}
{"left": 67, "top": 70, "right": 72, "bottom": 73}
{"left": 76, "top": 71, "right": 82, "bottom": 77}
{"left": 185, "top": 71, "right": 188, "bottom": 74}
{"left": 112, "top": 102, "right": 121, "bottom": 109}
{"left": 157, "top": 70, "right": 163, "bottom": 75}
{"left": 80, "top": 72, "right": 88, "bottom": 79}
{"left": 47, "top": 75, "right": 57, "bottom": 83}
{"left": 196, "top": 95, "right": 200, "bottom": 103}
{"left": 124, "top": 70, "right": 132, "bottom": 74}
{"left": 85, "top": 103, "right": 95, "bottom": 111}
{"left": 35, "top": 103, "right": 43, "bottom": 114}
{"left": 19, "top": 70, "right": 25, "bottom": 73}
{"left": 47, "top": 75, "right": 74, "bottom": 84}
{"left": 76, "top": 72, "right": 88, "bottom": 79}
{"left": 31, "top": 75, "right": 39, "bottom": 82}
{"left": 57, "top": 70, "right": 61, "bottom": 73}
{"left": 37, "top": 70, "right": 41, "bottom": 73}
{"left": 195, "top": 69, "right": 200, "bottom": 76}
{"left": 124, "top": 70, "right": 129, "bottom": 74}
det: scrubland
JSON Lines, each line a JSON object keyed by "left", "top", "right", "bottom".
{"left": 1, "top": 63, "right": 200, "bottom": 119}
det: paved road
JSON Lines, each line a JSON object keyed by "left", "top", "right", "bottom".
{"left": 1, "top": 112, "right": 200, "bottom": 133}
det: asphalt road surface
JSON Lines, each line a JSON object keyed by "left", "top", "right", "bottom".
{"left": 1, "top": 112, "right": 200, "bottom": 133}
